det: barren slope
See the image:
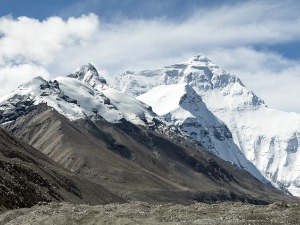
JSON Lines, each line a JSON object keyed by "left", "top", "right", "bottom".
{"left": 0, "top": 127, "right": 124, "bottom": 212}
{"left": 2, "top": 104, "right": 297, "bottom": 205}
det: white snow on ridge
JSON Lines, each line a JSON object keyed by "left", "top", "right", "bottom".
{"left": 0, "top": 76, "right": 85, "bottom": 121}
{"left": 54, "top": 77, "right": 121, "bottom": 123}
{"left": 0, "top": 65, "right": 160, "bottom": 127}
{"left": 137, "top": 83, "right": 267, "bottom": 183}
{"left": 103, "top": 87, "right": 157, "bottom": 126}
{"left": 137, "top": 84, "right": 189, "bottom": 116}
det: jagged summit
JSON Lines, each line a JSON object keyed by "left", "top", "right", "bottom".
{"left": 115, "top": 54, "right": 264, "bottom": 109}
{"left": 68, "top": 63, "right": 107, "bottom": 89}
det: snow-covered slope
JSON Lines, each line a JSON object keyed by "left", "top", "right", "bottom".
{"left": 115, "top": 55, "right": 300, "bottom": 196}
{"left": 0, "top": 64, "right": 160, "bottom": 127}
{"left": 137, "top": 83, "right": 266, "bottom": 182}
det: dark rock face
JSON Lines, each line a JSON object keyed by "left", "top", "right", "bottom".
{"left": 0, "top": 95, "right": 35, "bottom": 124}
{"left": 213, "top": 126, "right": 232, "bottom": 140}
{"left": 58, "top": 93, "right": 77, "bottom": 104}
{"left": 40, "top": 83, "right": 50, "bottom": 90}
{"left": 39, "top": 80, "right": 77, "bottom": 104}
{"left": 40, "top": 80, "right": 59, "bottom": 90}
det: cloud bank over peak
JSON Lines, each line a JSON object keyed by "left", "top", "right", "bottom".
{"left": 0, "top": 1, "right": 300, "bottom": 113}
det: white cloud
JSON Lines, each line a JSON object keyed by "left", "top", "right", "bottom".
{"left": 0, "top": 13, "right": 98, "bottom": 66}
{"left": 0, "top": 1, "right": 300, "bottom": 112}
{"left": 0, "top": 64, "right": 50, "bottom": 96}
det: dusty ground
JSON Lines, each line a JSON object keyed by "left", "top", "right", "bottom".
{"left": 1, "top": 201, "right": 300, "bottom": 225}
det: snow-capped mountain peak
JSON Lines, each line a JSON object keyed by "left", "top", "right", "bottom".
{"left": 68, "top": 63, "right": 107, "bottom": 90}
{"left": 115, "top": 55, "right": 265, "bottom": 110}
{"left": 115, "top": 54, "right": 300, "bottom": 195}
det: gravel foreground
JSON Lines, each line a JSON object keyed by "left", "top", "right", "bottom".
{"left": 0, "top": 202, "right": 299, "bottom": 225}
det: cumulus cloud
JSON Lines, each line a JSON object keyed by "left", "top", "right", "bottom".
{"left": 0, "top": 13, "right": 98, "bottom": 66}
{"left": 0, "top": 1, "right": 300, "bottom": 112}
{"left": 0, "top": 13, "right": 98, "bottom": 94}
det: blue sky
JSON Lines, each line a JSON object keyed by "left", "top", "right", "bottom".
{"left": 0, "top": 0, "right": 242, "bottom": 22}
{"left": 0, "top": 0, "right": 300, "bottom": 112}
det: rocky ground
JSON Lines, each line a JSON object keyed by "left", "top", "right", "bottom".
{"left": 1, "top": 201, "right": 299, "bottom": 225}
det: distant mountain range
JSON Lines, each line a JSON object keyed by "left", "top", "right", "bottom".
{"left": 0, "top": 55, "right": 299, "bottom": 210}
